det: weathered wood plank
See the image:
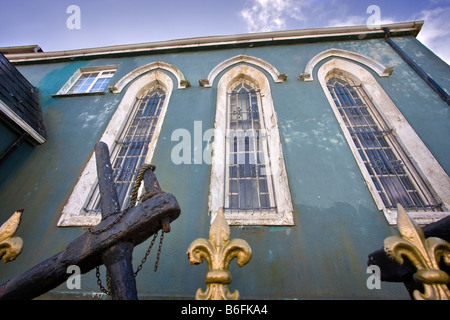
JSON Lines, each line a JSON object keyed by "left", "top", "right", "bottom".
{"left": 95, "top": 141, "right": 137, "bottom": 300}
{"left": 0, "top": 191, "right": 180, "bottom": 300}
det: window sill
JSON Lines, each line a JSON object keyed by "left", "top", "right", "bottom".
{"left": 222, "top": 209, "right": 294, "bottom": 226}
{"left": 384, "top": 209, "right": 450, "bottom": 226}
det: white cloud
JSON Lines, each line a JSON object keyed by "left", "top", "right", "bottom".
{"left": 240, "top": 1, "right": 398, "bottom": 33}
{"left": 326, "top": 15, "right": 366, "bottom": 28}
{"left": 326, "top": 5, "right": 397, "bottom": 29}
{"left": 415, "top": 7, "right": 450, "bottom": 64}
{"left": 326, "top": 16, "right": 397, "bottom": 30}
{"left": 239, "top": 0, "right": 450, "bottom": 65}
{"left": 240, "top": 0, "right": 307, "bottom": 32}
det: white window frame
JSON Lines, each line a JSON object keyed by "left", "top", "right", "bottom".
{"left": 83, "top": 86, "right": 167, "bottom": 213}
{"left": 317, "top": 58, "right": 450, "bottom": 225}
{"left": 224, "top": 77, "right": 277, "bottom": 213}
{"left": 55, "top": 65, "right": 118, "bottom": 96}
{"left": 209, "top": 64, "right": 294, "bottom": 226}
{"left": 58, "top": 70, "right": 173, "bottom": 226}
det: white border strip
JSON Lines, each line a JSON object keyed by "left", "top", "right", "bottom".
{"left": 5, "top": 21, "right": 424, "bottom": 64}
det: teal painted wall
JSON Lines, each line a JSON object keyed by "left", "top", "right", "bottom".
{"left": 0, "top": 121, "right": 37, "bottom": 188}
{"left": 1, "top": 35, "right": 449, "bottom": 300}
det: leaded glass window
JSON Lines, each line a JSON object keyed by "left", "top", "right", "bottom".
{"left": 84, "top": 86, "right": 166, "bottom": 213}
{"left": 224, "top": 78, "right": 277, "bottom": 214}
{"left": 326, "top": 72, "right": 441, "bottom": 212}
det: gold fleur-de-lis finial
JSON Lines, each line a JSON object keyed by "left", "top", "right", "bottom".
{"left": 186, "top": 208, "right": 252, "bottom": 300}
{"left": 384, "top": 204, "right": 450, "bottom": 300}
{"left": 0, "top": 210, "right": 24, "bottom": 263}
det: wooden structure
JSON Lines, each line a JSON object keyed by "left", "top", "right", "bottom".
{"left": 0, "top": 142, "right": 180, "bottom": 300}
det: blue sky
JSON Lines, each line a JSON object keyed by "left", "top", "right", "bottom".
{"left": 1, "top": 0, "right": 449, "bottom": 63}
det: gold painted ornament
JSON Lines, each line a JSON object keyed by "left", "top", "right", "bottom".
{"left": 0, "top": 210, "right": 24, "bottom": 263}
{"left": 384, "top": 204, "right": 450, "bottom": 300}
{"left": 187, "top": 208, "right": 252, "bottom": 300}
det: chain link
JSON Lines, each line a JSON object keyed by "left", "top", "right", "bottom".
{"left": 154, "top": 230, "right": 164, "bottom": 272}
{"left": 96, "top": 266, "right": 111, "bottom": 296}
{"left": 89, "top": 207, "right": 130, "bottom": 235}
{"left": 89, "top": 164, "right": 156, "bottom": 235}
{"left": 93, "top": 163, "right": 165, "bottom": 296}
{"left": 134, "top": 232, "right": 158, "bottom": 277}
{"left": 95, "top": 230, "right": 165, "bottom": 296}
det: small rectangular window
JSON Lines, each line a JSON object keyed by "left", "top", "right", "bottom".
{"left": 68, "top": 70, "right": 115, "bottom": 94}
{"left": 55, "top": 66, "right": 117, "bottom": 96}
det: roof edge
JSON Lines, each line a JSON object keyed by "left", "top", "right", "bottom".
{"left": 0, "top": 45, "right": 43, "bottom": 54}
{"left": 3, "top": 20, "right": 424, "bottom": 63}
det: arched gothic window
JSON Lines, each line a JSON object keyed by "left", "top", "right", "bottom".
{"left": 58, "top": 70, "right": 174, "bottom": 226}
{"left": 317, "top": 57, "right": 450, "bottom": 225}
{"left": 209, "top": 65, "right": 294, "bottom": 226}
{"left": 225, "top": 77, "right": 277, "bottom": 213}
{"left": 326, "top": 72, "right": 441, "bottom": 212}
{"left": 84, "top": 86, "right": 166, "bottom": 213}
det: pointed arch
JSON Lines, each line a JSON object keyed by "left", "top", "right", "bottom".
{"left": 199, "top": 55, "right": 287, "bottom": 88}
{"left": 209, "top": 64, "right": 293, "bottom": 225}
{"left": 58, "top": 70, "right": 174, "bottom": 226}
{"left": 318, "top": 58, "right": 450, "bottom": 225}
{"left": 300, "top": 48, "right": 394, "bottom": 82}
{"left": 109, "top": 61, "right": 190, "bottom": 93}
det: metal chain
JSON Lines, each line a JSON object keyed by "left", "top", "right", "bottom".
{"left": 134, "top": 232, "right": 158, "bottom": 277}
{"left": 154, "top": 230, "right": 165, "bottom": 272}
{"left": 93, "top": 163, "right": 164, "bottom": 296}
{"left": 96, "top": 266, "right": 111, "bottom": 296}
{"left": 89, "top": 207, "right": 130, "bottom": 235}
{"left": 134, "top": 229, "right": 165, "bottom": 276}
{"left": 89, "top": 163, "right": 156, "bottom": 235}
{"left": 95, "top": 230, "right": 165, "bottom": 296}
